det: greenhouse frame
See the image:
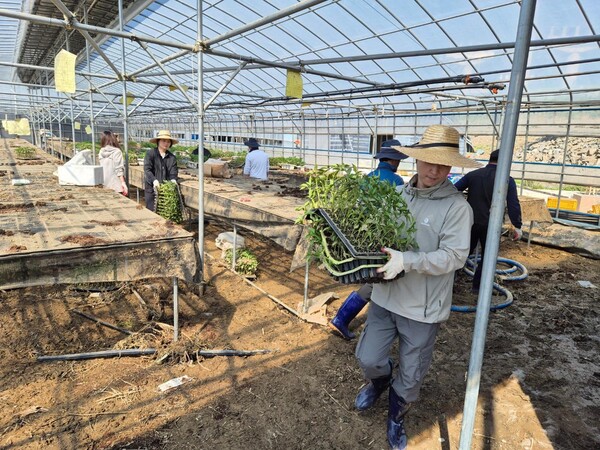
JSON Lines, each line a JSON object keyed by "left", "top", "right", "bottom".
{"left": 1, "top": 1, "right": 599, "bottom": 449}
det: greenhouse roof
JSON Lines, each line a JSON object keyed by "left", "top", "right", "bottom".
{"left": 0, "top": 0, "right": 599, "bottom": 117}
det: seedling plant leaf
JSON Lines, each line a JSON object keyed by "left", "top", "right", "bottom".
{"left": 298, "top": 164, "right": 416, "bottom": 270}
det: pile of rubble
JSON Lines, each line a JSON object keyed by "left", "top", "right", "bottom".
{"left": 514, "top": 136, "right": 600, "bottom": 166}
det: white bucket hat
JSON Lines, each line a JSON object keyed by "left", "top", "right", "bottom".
{"left": 393, "top": 125, "right": 482, "bottom": 168}
{"left": 150, "top": 130, "right": 179, "bottom": 145}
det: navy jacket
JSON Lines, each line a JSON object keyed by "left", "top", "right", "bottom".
{"left": 144, "top": 148, "right": 178, "bottom": 188}
{"left": 454, "top": 163, "right": 522, "bottom": 229}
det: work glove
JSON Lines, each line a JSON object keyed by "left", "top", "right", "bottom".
{"left": 153, "top": 179, "right": 160, "bottom": 193}
{"left": 512, "top": 228, "right": 523, "bottom": 241}
{"left": 377, "top": 247, "right": 404, "bottom": 280}
{"left": 170, "top": 179, "right": 177, "bottom": 183}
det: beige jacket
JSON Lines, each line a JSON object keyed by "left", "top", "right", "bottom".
{"left": 371, "top": 176, "right": 473, "bottom": 323}
{"left": 99, "top": 145, "right": 125, "bottom": 193}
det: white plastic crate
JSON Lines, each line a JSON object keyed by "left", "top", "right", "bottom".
{"left": 57, "top": 165, "right": 104, "bottom": 186}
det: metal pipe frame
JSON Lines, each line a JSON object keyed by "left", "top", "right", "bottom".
{"left": 83, "top": 4, "right": 96, "bottom": 164}
{"left": 197, "top": 0, "right": 206, "bottom": 288}
{"left": 205, "top": 0, "right": 327, "bottom": 47}
{"left": 203, "top": 62, "right": 247, "bottom": 111}
{"left": 119, "top": 0, "right": 130, "bottom": 186}
{"left": 0, "top": 60, "right": 116, "bottom": 80}
{"left": 50, "top": 0, "right": 122, "bottom": 77}
{"left": 0, "top": 8, "right": 196, "bottom": 51}
{"left": 458, "top": 1, "right": 537, "bottom": 448}
{"left": 205, "top": 47, "right": 380, "bottom": 86}
{"left": 297, "top": 33, "right": 600, "bottom": 66}
{"left": 137, "top": 40, "right": 200, "bottom": 112}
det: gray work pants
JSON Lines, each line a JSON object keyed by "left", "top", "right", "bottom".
{"left": 355, "top": 301, "right": 440, "bottom": 403}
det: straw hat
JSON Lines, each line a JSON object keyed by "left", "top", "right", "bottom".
{"left": 392, "top": 125, "right": 481, "bottom": 168}
{"left": 150, "top": 130, "right": 179, "bottom": 145}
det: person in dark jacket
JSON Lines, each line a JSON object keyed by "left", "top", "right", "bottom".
{"left": 191, "top": 146, "right": 212, "bottom": 162}
{"left": 329, "top": 139, "right": 408, "bottom": 340}
{"left": 454, "top": 149, "right": 523, "bottom": 292}
{"left": 144, "top": 130, "right": 179, "bottom": 211}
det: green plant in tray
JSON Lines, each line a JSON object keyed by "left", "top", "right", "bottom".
{"left": 224, "top": 248, "right": 259, "bottom": 277}
{"left": 14, "top": 146, "right": 36, "bottom": 159}
{"left": 156, "top": 182, "right": 183, "bottom": 224}
{"left": 297, "top": 164, "right": 416, "bottom": 274}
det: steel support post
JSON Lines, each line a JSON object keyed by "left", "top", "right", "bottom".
{"left": 555, "top": 98, "right": 573, "bottom": 219}
{"left": 520, "top": 102, "right": 531, "bottom": 195}
{"left": 458, "top": 1, "right": 537, "bottom": 448}
{"left": 119, "top": 0, "right": 130, "bottom": 185}
{"left": 197, "top": 0, "right": 206, "bottom": 286}
{"left": 84, "top": 5, "right": 96, "bottom": 164}
{"left": 173, "top": 277, "right": 179, "bottom": 342}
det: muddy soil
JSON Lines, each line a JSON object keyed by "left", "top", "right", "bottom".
{"left": 0, "top": 222, "right": 598, "bottom": 450}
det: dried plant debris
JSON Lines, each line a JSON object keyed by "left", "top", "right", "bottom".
{"left": 58, "top": 234, "right": 109, "bottom": 247}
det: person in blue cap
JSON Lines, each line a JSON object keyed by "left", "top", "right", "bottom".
{"left": 243, "top": 137, "right": 269, "bottom": 180}
{"left": 329, "top": 139, "right": 408, "bottom": 340}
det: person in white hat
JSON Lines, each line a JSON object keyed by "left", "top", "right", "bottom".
{"left": 353, "top": 125, "right": 480, "bottom": 450}
{"left": 144, "top": 130, "right": 179, "bottom": 211}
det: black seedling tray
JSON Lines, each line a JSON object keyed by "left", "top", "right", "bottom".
{"left": 330, "top": 258, "right": 386, "bottom": 285}
{"left": 315, "top": 208, "right": 387, "bottom": 260}
{"left": 311, "top": 209, "right": 404, "bottom": 284}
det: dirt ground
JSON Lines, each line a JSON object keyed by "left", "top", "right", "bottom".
{"left": 0, "top": 219, "right": 599, "bottom": 450}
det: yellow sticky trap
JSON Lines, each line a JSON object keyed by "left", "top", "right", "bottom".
{"left": 286, "top": 70, "right": 303, "bottom": 99}
{"left": 15, "top": 118, "right": 31, "bottom": 136}
{"left": 85, "top": 125, "right": 92, "bottom": 134}
{"left": 301, "top": 102, "right": 311, "bottom": 108}
{"left": 54, "top": 49, "right": 77, "bottom": 94}
{"left": 168, "top": 84, "right": 188, "bottom": 92}
{"left": 5, "top": 120, "right": 17, "bottom": 134}
{"left": 117, "top": 92, "right": 135, "bottom": 106}
{"left": 74, "top": 122, "right": 81, "bottom": 130}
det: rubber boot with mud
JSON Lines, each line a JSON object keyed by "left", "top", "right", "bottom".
{"left": 329, "top": 291, "right": 368, "bottom": 340}
{"left": 387, "top": 387, "right": 412, "bottom": 450}
{"left": 355, "top": 361, "right": 393, "bottom": 411}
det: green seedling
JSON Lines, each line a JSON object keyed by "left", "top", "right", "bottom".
{"left": 224, "top": 248, "right": 259, "bottom": 276}
{"left": 156, "top": 182, "right": 183, "bottom": 224}
{"left": 297, "top": 164, "right": 416, "bottom": 267}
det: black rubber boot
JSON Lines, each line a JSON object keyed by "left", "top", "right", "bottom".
{"left": 329, "top": 291, "right": 368, "bottom": 340}
{"left": 387, "top": 387, "right": 412, "bottom": 450}
{"left": 354, "top": 361, "right": 393, "bottom": 411}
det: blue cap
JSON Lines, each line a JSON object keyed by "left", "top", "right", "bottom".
{"left": 244, "top": 137, "right": 260, "bottom": 148}
{"left": 375, "top": 139, "right": 408, "bottom": 160}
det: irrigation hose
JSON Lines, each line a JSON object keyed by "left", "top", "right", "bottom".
{"left": 464, "top": 256, "right": 528, "bottom": 281}
{"left": 451, "top": 257, "right": 527, "bottom": 313}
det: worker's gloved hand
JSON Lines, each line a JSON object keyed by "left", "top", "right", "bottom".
{"left": 512, "top": 228, "right": 523, "bottom": 241}
{"left": 153, "top": 179, "right": 160, "bottom": 193}
{"left": 170, "top": 179, "right": 177, "bottom": 183}
{"left": 377, "top": 247, "right": 404, "bottom": 280}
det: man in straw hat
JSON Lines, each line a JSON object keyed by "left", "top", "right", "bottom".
{"left": 353, "top": 125, "right": 480, "bottom": 450}
{"left": 144, "top": 130, "right": 179, "bottom": 211}
{"left": 329, "top": 139, "right": 408, "bottom": 340}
